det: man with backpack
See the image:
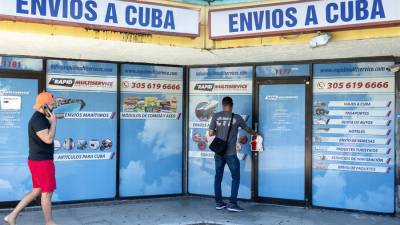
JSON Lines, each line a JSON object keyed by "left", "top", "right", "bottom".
{"left": 208, "top": 97, "right": 256, "bottom": 212}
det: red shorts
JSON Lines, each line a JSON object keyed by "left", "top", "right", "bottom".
{"left": 28, "top": 160, "right": 56, "bottom": 193}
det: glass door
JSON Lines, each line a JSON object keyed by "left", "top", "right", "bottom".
{"left": 0, "top": 76, "right": 41, "bottom": 203}
{"left": 254, "top": 79, "right": 311, "bottom": 206}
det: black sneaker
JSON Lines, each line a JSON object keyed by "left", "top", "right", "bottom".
{"left": 227, "top": 203, "right": 244, "bottom": 212}
{"left": 215, "top": 202, "right": 227, "bottom": 210}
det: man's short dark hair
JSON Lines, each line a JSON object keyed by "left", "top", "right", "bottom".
{"left": 222, "top": 96, "right": 233, "bottom": 106}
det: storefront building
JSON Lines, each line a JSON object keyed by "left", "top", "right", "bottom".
{"left": 0, "top": 0, "right": 399, "bottom": 215}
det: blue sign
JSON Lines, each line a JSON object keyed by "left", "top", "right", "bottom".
{"left": 258, "top": 84, "right": 305, "bottom": 200}
{"left": 210, "top": 0, "right": 400, "bottom": 39}
{"left": 188, "top": 66, "right": 253, "bottom": 199}
{"left": 190, "top": 66, "right": 252, "bottom": 81}
{"left": 314, "top": 62, "right": 395, "bottom": 77}
{"left": 256, "top": 64, "right": 309, "bottom": 77}
{"left": 0, "top": 78, "right": 38, "bottom": 201}
{"left": 0, "top": 56, "right": 42, "bottom": 71}
{"left": 119, "top": 64, "right": 183, "bottom": 197}
{"left": 312, "top": 62, "right": 395, "bottom": 213}
{"left": 0, "top": 0, "right": 199, "bottom": 36}
{"left": 47, "top": 60, "right": 117, "bottom": 201}
{"left": 47, "top": 60, "right": 116, "bottom": 76}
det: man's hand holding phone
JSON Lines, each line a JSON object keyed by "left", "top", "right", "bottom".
{"left": 47, "top": 111, "right": 57, "bottom": 125}
{"left": 43, "top": 105, "right": 56, "bottom": 125}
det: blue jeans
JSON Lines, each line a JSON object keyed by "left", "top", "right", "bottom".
{"left": 214, "top": 154, "right": 240, "bottom": 204}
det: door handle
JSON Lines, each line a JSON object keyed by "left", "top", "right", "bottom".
{"left": 254, "top": 122, "right": 258, "bottom": 132}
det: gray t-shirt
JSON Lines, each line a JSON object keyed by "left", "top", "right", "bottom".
{"left": 209, "top": 111, "right": 248, "bottom": 155}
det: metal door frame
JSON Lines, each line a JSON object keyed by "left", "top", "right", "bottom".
{"left": 0, "top": 70, "right": 44, "bottom": 92}
{"left": 253, "top": 77, "right": 313, "bottom": 207}
{"left": 0, "top": 69, "right": 44, "bottom": 208}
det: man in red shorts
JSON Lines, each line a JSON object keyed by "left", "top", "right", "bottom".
{"left": 5, "top": 92, "right": 58, "bottom": 225}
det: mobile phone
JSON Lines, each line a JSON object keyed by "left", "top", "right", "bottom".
{"left": 42, "top": 104, "right": 52, "bottom": 117}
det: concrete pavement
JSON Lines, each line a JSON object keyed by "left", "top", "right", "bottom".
{"left": 0, "top": 196, "right": 398, "bottom": 225}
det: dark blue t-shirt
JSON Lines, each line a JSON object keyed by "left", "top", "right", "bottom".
{"left": 209, "top": 111, "right": 248, "bottom": 155}
{"left": 28, "top": 111, "right": 54, "bottom": 160}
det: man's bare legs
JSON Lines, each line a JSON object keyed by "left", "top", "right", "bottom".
{"left": 4, "top": 189, "right": 57, "bottom": 225}
{"left": 41, "top": 191, "right": 57, "bottom": 225}
{"left": 4, "top": 188, "right": 41, "bottom": 225}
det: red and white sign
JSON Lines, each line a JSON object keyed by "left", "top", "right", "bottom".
{"left": 314, "top": 146, "right": 391, "bottom": 155}
{"left": 54, "top": 152, "right": 115, "bottom": 161}
{"left": 121, "top": 112, "right": 181, "bottom": 120}
{"left": 190, "top": 80, "right": 252, "bottom": 94}
{"left": 327, "top": 109, "right": 391, "bottom": 117}
{"left": 327, "top": 119, "right": 390, "bottom": 126}
{"left": 121, "top": 78, "right": 182, "bottom": 94}
{"left": 314, "top": 136, "right": 390, "bottom": 145}
{"left": 314, "top": 163, "right": 390, "bottom": 173}
{"left": 58, "top": 112, "right": 116, "bottom": 119}
{"left": 327, "top": 101, "right": 391, "bottom": 108}
{"left": 47, "top": 75, "right": 117, "bottom": 92}
{"left": 314, "top": 77, "right": 394, "bottom": 93}
{"left": 315, "top": 154, "right": 391, "bottom": 164}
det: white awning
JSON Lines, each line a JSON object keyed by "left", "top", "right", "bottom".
{"left": 0, "top": 31, "right": 399, "bottom": 65}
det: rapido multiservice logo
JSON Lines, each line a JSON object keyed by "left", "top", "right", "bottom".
{"left": 49, "top": 78, "right": 75, "bottom": 87}
{"left": 194, "top": 83, "right": 249, "bottom": 92}
{"left": 49, "top": 77, "right": 114, "bottom": 89}
{"left": 194, "top": 83, "right": 214, "bottom": 92}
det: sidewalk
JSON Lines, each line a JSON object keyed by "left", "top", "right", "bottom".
{"left": 0, "top": 196, "right": 398, "bottom": 225}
